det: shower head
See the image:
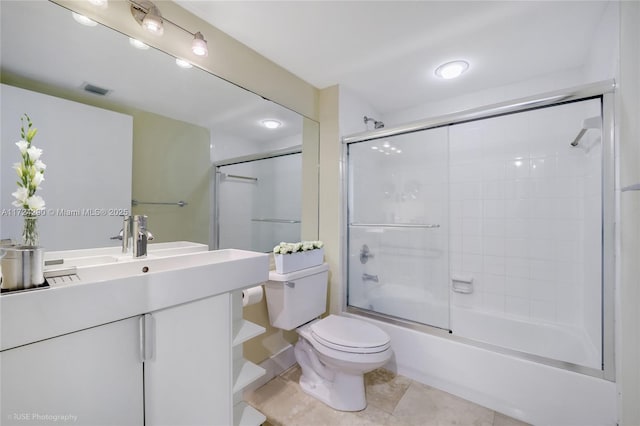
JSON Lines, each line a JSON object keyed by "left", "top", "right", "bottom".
{"left": 570, "top": 116, "right": 601, "bottom": 147}
{"left": 364, "top": 116, "right": 385, "bottom": 129}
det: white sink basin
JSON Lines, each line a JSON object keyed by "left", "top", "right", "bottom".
{"left": 76, "top": 249, "right": 267, "bottom": 283}
{"left": 1, "top": 245, "right": 269, "bottom": 351}
{"left": 44, "top": 241, "right": 209, "bottom": 270}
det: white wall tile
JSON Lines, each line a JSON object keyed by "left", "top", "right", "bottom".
{"left": 506, "top": 257, "right": 531, "bottom": 278}
{"left": 483, "top": 237, "right": 505, "bottom": 257}
{"left": 483, "top": 218, "right": 505, "bottom": 237}
{"left": 505, "top": 296, "right": 531, "bottom": 317}
{"left": 483, "top": 292, "right": 505, "bottom": 313}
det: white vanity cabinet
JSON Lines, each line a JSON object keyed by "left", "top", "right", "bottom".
{"left": 0, "top": 292, "right": 267, "bottom": 426}
{"left": 0, "top": 317, "right": 144, "bottom": 426}
{"left": 144, "top": 293, "right": 232, "bottom": 426}
{"left": 0, "top": 247, "right": 269, "bottom": 426}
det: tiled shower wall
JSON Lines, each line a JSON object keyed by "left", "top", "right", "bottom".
{"left": 448, "top": 99, "right": 602, "bottom": 333}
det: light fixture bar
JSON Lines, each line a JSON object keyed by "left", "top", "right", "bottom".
{"left": 129, "top": 0, "right": 206, "bottom": 40}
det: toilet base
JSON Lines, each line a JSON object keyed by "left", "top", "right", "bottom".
{"left": 294, "top": 338, "right": 367, "bottom": 412}
{"left": 299, "top": 368, "right": 367, "bottom": 412}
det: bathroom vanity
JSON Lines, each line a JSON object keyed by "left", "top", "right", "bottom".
{"left": 0, "top": 243, "right": 268, "bottom": 426}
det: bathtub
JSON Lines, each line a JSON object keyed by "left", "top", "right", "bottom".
{"left": 343, "top": 310, "right": 616, "bottom": 425}
{"left": 451, "top": 306, "right": 601, "bottom": 370}
{"left": 356, "top": 282, "right": 601, "bottom": 370}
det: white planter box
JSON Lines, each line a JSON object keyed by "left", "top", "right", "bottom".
{"left": 274, "top": 248, "right": 324, "bottom": 274}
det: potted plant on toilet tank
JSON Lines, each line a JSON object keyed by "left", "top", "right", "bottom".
{"left": 273, "top": 240, "right": 324, "bottom": 274}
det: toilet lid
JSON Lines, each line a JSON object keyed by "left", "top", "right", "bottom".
{"left": 310, "top": 315, "right": 390, "bottom": 354}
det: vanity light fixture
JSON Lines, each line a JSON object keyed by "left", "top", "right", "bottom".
{"left": 141, "top": 2, "right": 164, "bottom": 35}
{"left": 175, "top": 58, "right": 193, "bottom": 69}
{"left": 130, "top": 1, "right": 208, "bottom": 56}
{"left": 72, "top": 12, "right": 98, "bottom": 27}
{"left": 434, "top": 60, "right": 469, "bottom": 80}
{"left": 261, "top": 120, "right": 282, "bottom": 129}
{"left": 129, "top": 37, "right": 150, "bottom": 50}
{"left": 192, "top": 32, "right": 208, "bottom": 57}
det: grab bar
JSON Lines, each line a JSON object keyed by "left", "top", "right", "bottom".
{"left": 220, "top": 173, "right": 258, "bottom": 182}
{"left": 132, "top": 199, "right": 188, "bottom": 207}
{"left": 251, "top": 218, "right": 301, "bottom": 224}
{"left": 349, "top": 223, "right": 440, "bottom": 229}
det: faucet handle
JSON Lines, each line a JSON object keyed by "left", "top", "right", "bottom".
{"left": 110, "top": 229, "right": 124, "bottom": 240}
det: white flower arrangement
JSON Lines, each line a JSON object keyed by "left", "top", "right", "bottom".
{"left": 11, "top": 114, "right": 46, "bottom": 246}
{"left": 273, "top": 240, "right": 324, "bottom": 255}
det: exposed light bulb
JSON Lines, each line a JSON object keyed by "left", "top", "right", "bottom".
{"left": 72, "top": 12, "right": 97, "bottom": 27}
{"left": 192, "top": 32, "right": 208, "bottom": 57}
{"left": 142, "top": 5, "right": 164, "bottom": 36}
{"left": 435, "top": 60, "right": 469, "bottom": 80}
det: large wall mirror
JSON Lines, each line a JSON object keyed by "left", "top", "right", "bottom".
{"left": 0, "top": 0, "right": 319, "bottom": 252}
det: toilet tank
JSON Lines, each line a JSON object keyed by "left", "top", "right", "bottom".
{"left": 264, "top": 263, "right": 329, "bottom": 330}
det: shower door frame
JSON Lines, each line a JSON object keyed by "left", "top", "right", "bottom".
{"left": 211, "top": 145, "right": 302, "bottom": 250}
{"left": 341, "top": 80, "right": 616, "bottom": 381}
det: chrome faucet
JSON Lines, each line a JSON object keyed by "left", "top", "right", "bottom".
{"left": 111, "top": 215, "right": 153, "bottom": 257}
{"left": 362, "top": 273, "right": 379, "bottom": 283}
{"left": 111, "top": 216, "right": 132, "bottom": 254}
{"left": 132, "top": 215, "right": 154, "bottom": 258}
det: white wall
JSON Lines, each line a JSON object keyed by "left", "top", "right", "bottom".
{"left": 339, "top": 86, "right": 383, "bottom": 136}
{"left": 1, "top": 84, "right": 132, "bottom": 250}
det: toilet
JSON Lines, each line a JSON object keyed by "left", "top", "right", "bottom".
{"left": 264, "top": 263, "right": 392, "bottom": 411}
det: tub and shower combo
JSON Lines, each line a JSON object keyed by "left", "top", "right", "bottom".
{"left": 342, "top": 81, "right": 617, "bottom": 425}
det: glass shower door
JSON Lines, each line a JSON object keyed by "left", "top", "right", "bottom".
{"left": 216, "top": 153, "right": 302, "bottom": 252}
{"left": 347, "top": 127, "right": 450, "bottom": 329}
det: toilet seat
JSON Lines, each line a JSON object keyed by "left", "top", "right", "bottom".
{"left": 310, "top": 315, "right": 391, "bottom": 354}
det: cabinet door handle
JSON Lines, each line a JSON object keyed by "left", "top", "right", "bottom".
{"left": 139, "top": 314, "right": 155, "bottom": 362}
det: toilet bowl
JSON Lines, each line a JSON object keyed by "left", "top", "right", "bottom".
{"left": 264, "top": 263, "right": 393, "bottom": 411}
{"left": 294, "top": 315, "right": 392, "bottom": 411}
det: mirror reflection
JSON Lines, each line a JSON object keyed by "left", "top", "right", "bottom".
{"left": 1, "top": 0, "right": 316, "bottom": 252}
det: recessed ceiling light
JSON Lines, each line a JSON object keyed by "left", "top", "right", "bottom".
{"left": 383, "top": 141, "right": 390, "bottom": 148}
{"left": 435, "top": 60, "right": 469, "bottom": 79}
{"left": 72, "top": 12, "right": 97, "bottom": 27}
{"left": 371, "top": 146, "right": 379, "bottom": 150}
{"left": 175, "top": 58, "right": 193, "bottom": 69}
{"left": 88, "top": 0, "right": 108, "bottom": 7}
{"left": 129, "top": 37, "right": 150, "bottom": 50}
{"left": 262, "top": 120, "right": 282, "bottom": 129}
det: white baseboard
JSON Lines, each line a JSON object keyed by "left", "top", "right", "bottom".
{"left": 243, "top": 344, "right": 296, "bottom": 395}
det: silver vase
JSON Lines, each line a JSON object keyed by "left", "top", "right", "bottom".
{"left": 0, "top": 245, "right": 45, "bottom": 291}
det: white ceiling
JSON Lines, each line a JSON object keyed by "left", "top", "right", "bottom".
{"left": 176, "top": 0, "right": 610, "bottom": 114}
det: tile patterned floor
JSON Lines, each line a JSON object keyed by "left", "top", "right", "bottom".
{"left": 246, "top": 366, "right": 530, "bottom": 426}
